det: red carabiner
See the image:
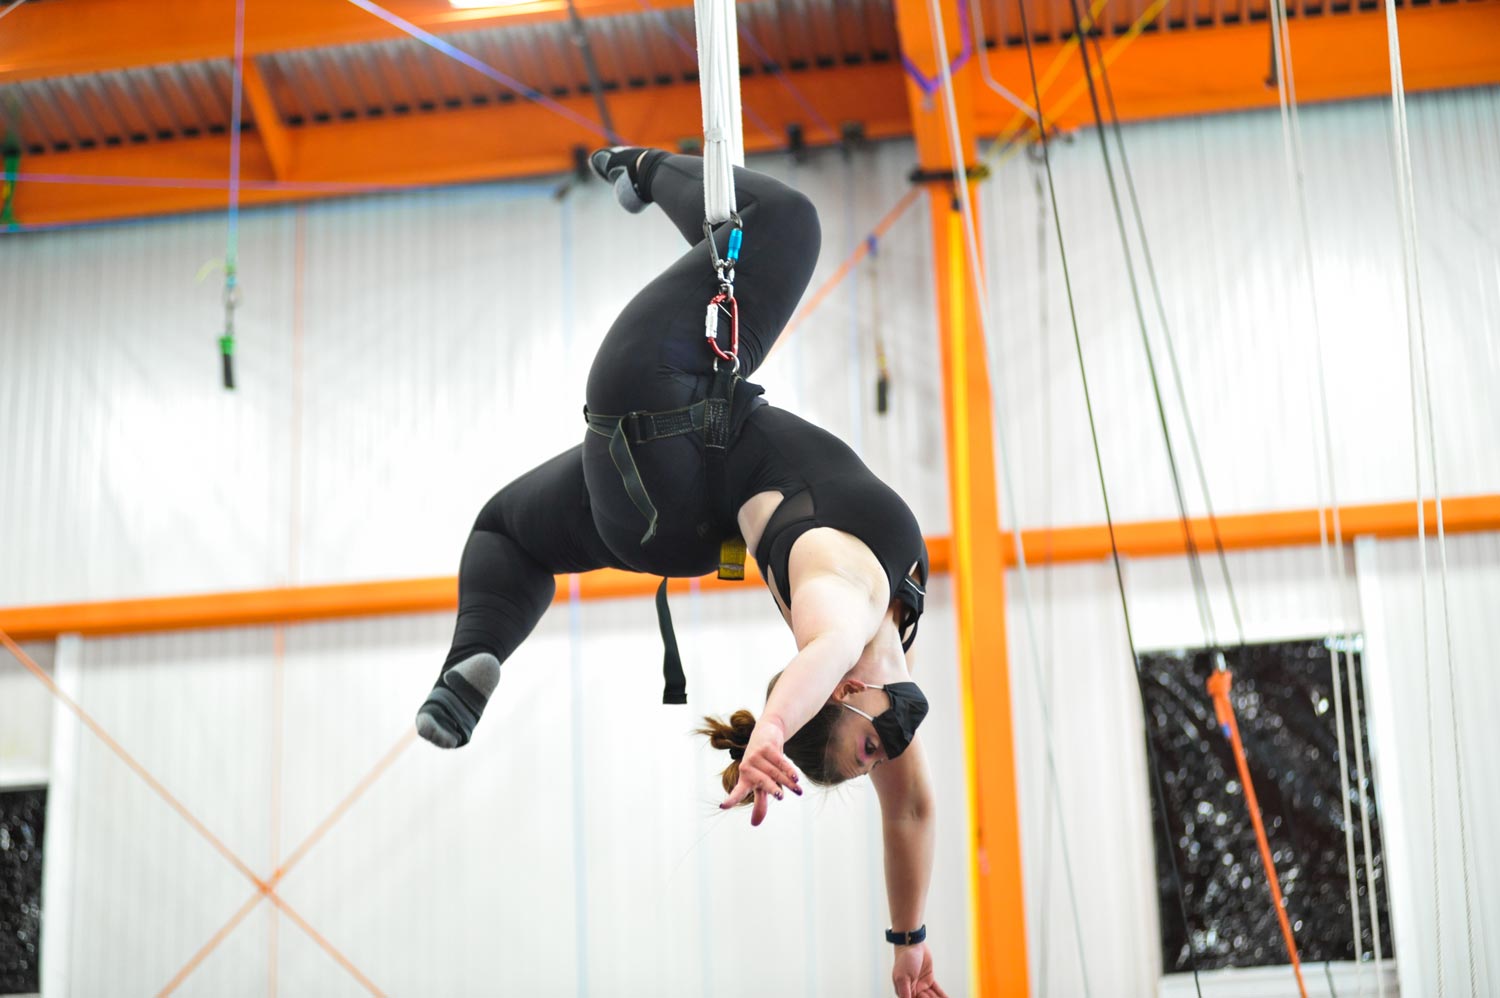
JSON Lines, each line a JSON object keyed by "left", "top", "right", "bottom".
{"left": 705, "top": 292, "right": 739, "bottom": 363}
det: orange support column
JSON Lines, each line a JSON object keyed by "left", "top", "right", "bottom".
{"left": 891, "top": 1, "right": 1030, "bottom": 995}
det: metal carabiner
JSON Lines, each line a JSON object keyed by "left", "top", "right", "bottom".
{"left": 702, "top": 211, "right": 743, "bottom": 281}
{"left": 705, "top": 291, "right": 739, "bottom": 366}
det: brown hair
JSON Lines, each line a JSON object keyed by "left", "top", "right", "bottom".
{"left": 696, "top": 671, "right": 851, "bottom": 802}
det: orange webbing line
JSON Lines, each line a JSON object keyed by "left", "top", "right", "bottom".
{"left": 270, "top": 728, "right": 419, "bottom": 887}
{"left": 1206, "top": 670, "right": 1309, "bottom": 998}
{"left": 156, "top": 889, "right": 266, "bottom": 998}
{"left": 0, "top": 626, "right": 268, "bottom": 892}
{"left": 270, "top": 893, "right": 388, "bottom": 998}
{"left": 770, "top": 185, "right": 924, "bottom": 355}
{"left": 0, "top": 621, "right": 400, "bottom": 996}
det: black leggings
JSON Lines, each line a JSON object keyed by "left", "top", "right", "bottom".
{"left": 442, "top": 155, "right": 821, "bottom": 671}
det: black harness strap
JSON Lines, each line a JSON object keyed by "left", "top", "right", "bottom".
{"left": 897, "top": 545, "right": 931, "bottom": 652}
{"left": 583, "top": 369, "right": 759, "bottom": 704}
{"left": 655, "top": 579, "right": 688, "bottom": 704}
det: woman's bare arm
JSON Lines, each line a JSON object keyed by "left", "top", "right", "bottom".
{"left": 871, "top": 734, "right": 936, "bottom": 930}
{"left": 872, "top": 736, "right": 947, "bottom": 997}
{"left": 720, "top": 572, "right": 883, "bottom": 823}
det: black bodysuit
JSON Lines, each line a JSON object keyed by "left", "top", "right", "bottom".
{"left": 732, "top": 406, "right": 929, "bottom": 648}
{"left": 436, "top": 154, "right": 926, "bottom": 693}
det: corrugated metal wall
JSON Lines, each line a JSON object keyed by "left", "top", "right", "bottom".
{"left": 0, "top": 144, "right": 943, "bottom": 604}
{"left": 1, "top": 141, "right": 972, "bottom": 996}
{"left": 982, "top": 86, "right": 1500, "bottom": 528}
{"left": 45, "top": 585, "right": 971, "bottom": 998}
{"left": 5, "top": 83, "right": 1499, "bottom": 996}
{"left": 1356, "top": 532, "right": 1500, "bottom": 998}
{"left": 982, "top": 87, "right": 1500, "bottom": 996}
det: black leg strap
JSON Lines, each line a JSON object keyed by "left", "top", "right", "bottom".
{"left": 656, "top": 578, "right": 687, "bottom": 704}
{"left": 604, "top": 417, "right": 659, "bottom": 545}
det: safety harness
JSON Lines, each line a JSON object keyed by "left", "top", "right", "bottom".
{"left": 582, "top": 216, "right": 752, "bottom": 705}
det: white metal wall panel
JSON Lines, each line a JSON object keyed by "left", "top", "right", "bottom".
{"left": 0, "top": 214, "right": 297, "bottom": 603}
{"left": 1355, "top": 532, "right": 1500, "bottom": 998}
{"left": 984, "top": 86, "right": 1500, "bottom": 529}
{"left": 63, "top": 627, "right": 276, "bottom": 997}
{"left": 0, "top": 141, "right": 943, "bottom": 606}
{"left": 47, "top": 582, "right": 969, "bottom": 997}
{"left": 0, "top": 641, "right": 53, "bottom": 785}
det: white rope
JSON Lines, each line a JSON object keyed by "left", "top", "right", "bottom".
{"left": 1383, "top": 3, "right": 1476, "bottom": 993}
{"left": 968, "top": 0, "right": 1044, "bottom": 125}
{"left": 0, "top": 0, "right": 25, "bottom": 21}
{"left": 921, "top": 2, "right": 1093, "bottom": 994}
{"left": 1264, "top": 2, "right": 1371, "bottom": 990}
{"left": 694, "top": 0, "right": 744, "bottom": 224}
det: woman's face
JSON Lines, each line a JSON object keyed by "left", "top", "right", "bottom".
{"left": 831, "top": 687, "right": 892, "bottom": 779}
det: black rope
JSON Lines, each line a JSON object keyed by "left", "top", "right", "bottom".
{"left": 1062, "top": 12, "right": 1222, "bottom": 657}
{"left": 1012, "top": 1, "right": 1205, "bottom": 991}
{"left": 1067, "top": 0, "right": 1318, "bottom": 984}
{"left": 1086, "top": 31, "right": 1249, "bottom": 650}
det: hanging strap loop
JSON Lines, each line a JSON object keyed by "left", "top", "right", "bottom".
{"left": 695, "top": 0, "right": 743, "bottom": 225}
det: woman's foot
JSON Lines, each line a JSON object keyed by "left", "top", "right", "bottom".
{"left": 589, "top": 147, "right": 664, "bottom": 213}
{"left": 415, "top": 652, "right": 500, "bottom": 749}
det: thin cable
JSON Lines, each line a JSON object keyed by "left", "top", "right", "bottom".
{"left": 1346, "top": 640, "right": 1384, "bottom": 991}
{"left": 920, "top": 2, "right": 1094, "bottom": 993}
{"left": 225, "top": 0, "right": 247, "bottom": 282}
{"left": 967, "top": 0, "right": 1044, "bottom": 124}
{"left": 0, "top": 0, "right": 26, "bottom": 22}
{"left": 1063, "top": 6, "right": 1220, "bottom": 656}
{"left": 1073, "top": 2, "right": 1313, "bottom": 982}
{"left": 1072, "top": 1, "right": 1316, "bottom": 987}
{"left": 1383, "top": 5, "right": 1476, "bottom": 992}
{"left": 13, "top": 171, "right": 561, "bottom": 196}
{"left": 343, "top": 0, "right": 615, "bottom": 140}
{"left": 1030, "top": 153, "right": 1056, "bottom": 998}
{"left": 1085, "top": 32, "right": 1246, "bottom": 649}
{"left": 1006, "top": 0, "right": 1206, "bottom": 987}
{"left": 1262, "top": 0, "right": 1368, "bottom": 985}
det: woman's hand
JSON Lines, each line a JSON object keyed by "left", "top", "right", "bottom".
{"left": 892, "top": 942, "right": 947, "bottom": 998}
{"left": 719, "top": 718, "right": 802, "bottom": 826}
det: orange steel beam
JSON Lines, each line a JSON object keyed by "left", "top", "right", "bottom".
{"left": 11, "top": 62, "right": 911, "bottom": 227}
{"left": 4, "top": 496, "right": 1499, "bottom": 642}
{"left": 0, "top": 0, "right": 700, "bottom": 83}
{"left": 12, "top": 4, "right": 1499, "bottom": 228}
{"left": 242, "top": 60, "right": 293, "bottom": 181}
{"left": 892, "top": 1, "right": 1027, "bottom": 995}
{"left": 975, "top": 3, "right": 1500, "bottom": 136}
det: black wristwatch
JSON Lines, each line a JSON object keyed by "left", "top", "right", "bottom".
{"left": 885, "top": 925, "right": 927, "bottom": 946}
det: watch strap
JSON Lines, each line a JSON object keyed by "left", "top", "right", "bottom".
{"left": 885, "top": 924, "right": 927, "bottom": 946}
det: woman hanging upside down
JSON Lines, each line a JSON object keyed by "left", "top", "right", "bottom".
{"left": 416, "top": 149, "right": 948, "bottom": 998}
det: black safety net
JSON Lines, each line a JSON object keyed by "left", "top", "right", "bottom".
{"left": 0, "top": 787, "right": 45, "bottom": 996}
{"left": 1139, "top": 639, "right": 1394, "bottom": 972}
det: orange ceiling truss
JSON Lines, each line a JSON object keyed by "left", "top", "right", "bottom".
{"left": 0, "top": 0, "right": 1496, "bottom": 228}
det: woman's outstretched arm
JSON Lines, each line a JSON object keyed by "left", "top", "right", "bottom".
{"left": 719, "top": 573, "right": 884, "bottom": 823}
{"left": 872, "top": 736, "right": 948, "bottom": 998}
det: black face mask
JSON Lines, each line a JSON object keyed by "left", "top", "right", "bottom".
{"left": 843, "top": 682, "right": 929, "bottom": 759}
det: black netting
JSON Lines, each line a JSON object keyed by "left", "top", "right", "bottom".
{"left": 1140, "top": 639, "right": 1394, "bottom": 972}
{"left": 1, "top": 787, "right": 45, "bottom": 995}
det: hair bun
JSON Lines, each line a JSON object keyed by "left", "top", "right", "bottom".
{"left": 696, "top": 708, "right": 758, "bottom": 796}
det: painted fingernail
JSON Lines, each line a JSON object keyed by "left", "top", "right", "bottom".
{"left": 793, "top": 786, "right": 803, "bottom": 796}
{"left": 775, "top": 791, "right": 784, "bottom": 800}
